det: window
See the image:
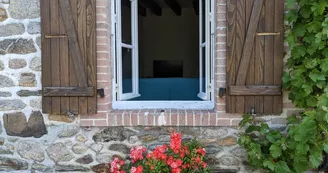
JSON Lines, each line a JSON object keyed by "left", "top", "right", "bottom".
{"left": 111, "top": 0, "right": 215, "bottom": 109}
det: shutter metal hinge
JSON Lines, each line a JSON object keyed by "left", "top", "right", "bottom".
{"left": 219, "top": 88, "right": 226, "bottom": 98}
{"left": 44, "top": 34, "right": 67, "bottom": 39}
{"left": 97, "top": 88, "right": 105, "bottom": 98}
{"left": 250, "top": 107, "right": 256, "bottom": 116}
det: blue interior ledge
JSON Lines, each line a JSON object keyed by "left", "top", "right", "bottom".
{"left": 123, "top": 78, "right": 202, "bottom": 101}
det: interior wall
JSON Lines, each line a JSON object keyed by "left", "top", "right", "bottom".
{"left": 139, "top": 8, "right": 199, "bottom": 78}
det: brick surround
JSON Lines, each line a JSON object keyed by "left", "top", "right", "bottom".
{"left": 81, "top": 0, "right": 298, "bottom": 127}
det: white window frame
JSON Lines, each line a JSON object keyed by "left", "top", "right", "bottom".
{"left": 111, "top": 0, "right": 215, "bottom": 110}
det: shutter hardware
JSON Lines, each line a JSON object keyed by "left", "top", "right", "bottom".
{"left": 44, "top": 34, "right": 67, "bottom": 39}
{"left": 219, "top": 88, "right": 226, "bottom": 98}
{"left": 97, "top": 88, "right": 105, "bottom": 98}
{"left": 255, "top": 32, "right": 280, "bottom": 36}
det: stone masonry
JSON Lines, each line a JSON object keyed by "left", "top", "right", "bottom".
{"left": 0, "top": 0, "right": 301, "bottom": 172}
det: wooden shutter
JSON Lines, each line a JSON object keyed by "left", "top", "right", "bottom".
{"left": 226, "top": 0, "right": 284, "bottom": 114}
{"left": 41, "top": 0, "right": 97, "bottom": 115}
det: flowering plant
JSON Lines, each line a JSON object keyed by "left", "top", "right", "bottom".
{"left": 109, "top": 132, "right": 210, "bottom": 173}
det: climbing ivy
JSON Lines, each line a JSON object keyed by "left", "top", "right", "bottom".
{"left": 238, "top": 1, "right": 328, "bottom": 173}
{"left": 284, "top": 0, "right": 328, "bottom": 108}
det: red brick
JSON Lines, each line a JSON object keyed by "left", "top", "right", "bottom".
{"left": 94, "top": 119, "right": 108, "bottom": 126}
{"left": 124, "top": 111, "right": 131, "bottom": 126}
{"left": 80, "top": 113, "right": 107, "bottom": 119}
{"left": 202, "top": 112, "right": 209, "bottom": 126}
{"left": 165, "top": 113, "right": 171, "bottom": 126}
{"left": 217, "top": 119, "right": 231, "bottom": 126}
{"left": 148, "top": 114, "right": 154, "bottom": 126}
{"left": 216, "top": 36, "right": 226, "bottom": 43}
{"left": 231, "top": 119, "right": 242, "bottom": 127}
{"left": 171, "top": 114, "right": 178, "bottom": 126}
{"left": 97, "top": 81, "right": 112, "bottom": 88}
{"left": 131, "top": 112, "right": 138, "bottom": 126}
{"left": 209, "top": 113, "right": 216, "bottom": 126}
{"left": 108, "top": 113, "right": 116, "bottom": 126}
{"left": 116, "top": 111, "right": 123, "bottom": 126}
{"left": 217, "top": 6, "right": 226, "bottom": 13}
{"left": 195, "top": 113, "right": 201, "bottom": 126}
{"left": 80, "top": 119, "right": 93, "bottom": 126}
{"left": 97, "top": 52, "right": 110, "bottom": 59}
{"left": 178, "top": 111, "right": 186, "bottom": 126}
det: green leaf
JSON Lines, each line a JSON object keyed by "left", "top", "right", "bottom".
{"left": 245, "top": 125, "right": 261, "bottom": 133}
{"left": 324, "top": 143, "right": 328, "bottom": 153}
{"left": 320, "top": 59, "right": 328, "bottom": 72}
{"left": 309, "top": 150, "right": 323, "bottom": 168}
{"left": 270, "top": 143, "right": 282, "bottom": 158}
{"left": 293, "top": 161, "right": 309, "bottom": 173}
{"left": 275, "top": 161, "right": 291, "bottom": 173}
{"left": 286, "top": 0, "right": 296, "bottom": 8}
{"left": 263, "top": 160, "right": 275, "bottom": 171}
{"left": 309, "top": 69, "right": 326, "bottom": 82}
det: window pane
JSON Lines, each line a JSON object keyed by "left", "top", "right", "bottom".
{"left": 121, "top": 1, "right": 132, "bottom": 44}
{"left": 202, "top": 0, "right": 206, "bottom": 43}
{"left": 122, "top": 47, "right": 133, "bottom": 93}
{"left": 201, "top": 46, "right": 206, "bottom": 93}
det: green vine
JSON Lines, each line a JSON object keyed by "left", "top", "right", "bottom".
{"left": 284, "top": 0, "right": 328, "bottom": 109}
{"left": 238, "top": 1, "right": 328, "bottom": 173}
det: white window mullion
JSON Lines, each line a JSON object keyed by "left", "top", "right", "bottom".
{"left": 198, "top": 0, "right": 213, "bottom": 101}
{"left": 205, "top": 0, "right": 211, "bottom": 100}
{"left": 131, "top": 0, "right": 139, "bottom": 96}
{"left": 116, "top": 0, "right": 123, "bottom": 100}
{"left": 116, "top": 0, "right": 140, "bottom": 101}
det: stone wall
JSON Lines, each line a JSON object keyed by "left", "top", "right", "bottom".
{"left": 0, "top": 125, "right": 248, "bottom": 172}
{"left": 0, "top": 0, "right": 42, "bottom": 121}
{"left": 0, "top": 0, "right": 295, "bottom": 172}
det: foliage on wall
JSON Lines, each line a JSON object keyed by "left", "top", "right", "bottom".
{"left": 238, "top": 1, "right": 328, "bottom": 173}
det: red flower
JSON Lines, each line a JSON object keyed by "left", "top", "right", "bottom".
{"left": 130, "top": 146, "right": 147, "bottom": 163}
{"left": 196, "top": 148, "right": 206, "bottom": 156}
{"left": 170, "top": 132, "right": 182, "bottom": 153}
{"left": 131, "top": 166, "right": 143, "bottom": 173}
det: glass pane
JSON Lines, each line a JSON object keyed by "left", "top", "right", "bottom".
{"left": 121, "top": 0, "right": 132, "bottom": 44}
{"left": 201, "top": 46, "right": 206, "bottom": 93}
{"left": 122, "top": 47, "right": 133, "bottom": 93}
{"left": 202, "top": 0, "right": 206, "bottom": 43}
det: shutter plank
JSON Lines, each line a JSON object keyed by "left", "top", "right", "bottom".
{"left": 43, "top": 87, "right": 94, "bottom": 96}
{"left": 273, "top": 0, "right": 284, "bottom": 114}
{"left": 77, "top": 0, "right": 88, "bottom": 114}
{"left": 226, "top": 0, "right": 237, "bottom": 113}
{"left": 86, "top": 0, "right": 97, "bottom": 114}
{"left": 235, "top": 0, "right": 264, "bottom": 85}
{"left": 42, "top": 0, "right": 97, "bottom": 115}
{"left": 69, "top": 0, "right": 79, "bottom": 114}
{"left": 235, "top": 0, "right": 246, "bottom": 113}
{"left": 59, "top": 0, "right": 88, "bottom": 87}
{"left": 229, "top": 86, "right": 281, "bottom": 96}
{"left": 254, "top": 2, "right": 265, "bottom": 113}
{"left": 263, "top": 0, "right": 274, "bottom": 114}
{"left": 50, "top": 0, "right": 61, "bottom": 114}
{"left": 41, "top": 0, "right": 52, "bottom": 114}
{"left": 245, "top": 0, "right": 255, "bottom": 113}
{"left": 59, "top": 7, "right": 70, "bottom": 114}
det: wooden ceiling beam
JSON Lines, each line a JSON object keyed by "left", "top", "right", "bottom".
{"left": 122, "top": 0, "right": 146, "bottom": 17}
{"left": 139, "top": 0, "right": 162, "bottom": 16}
{"left": 164, "top": 0, "right": 181, "bottom": 16}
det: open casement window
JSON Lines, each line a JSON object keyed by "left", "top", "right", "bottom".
{"left": 114, "top": 0, "right": 140, "bottom": 101}
{"left": 226, "top": 0, "right": 284, "bottom": 114}
{"left": 197, "top": 0, "right": 214, "bottom": 101}
{"left": 41, "top": 0, "right": 97, "bottom": 115}
{"left": 112, "top": 0, "right": 215, "bottom": 109}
